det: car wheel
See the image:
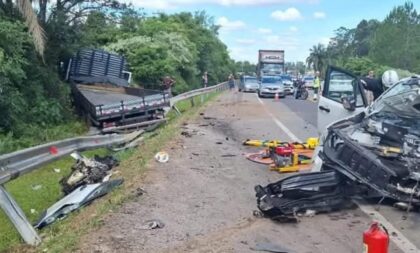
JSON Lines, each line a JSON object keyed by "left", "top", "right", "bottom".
{"left": 258, "top": 91, "right": 262, "bottom": 98}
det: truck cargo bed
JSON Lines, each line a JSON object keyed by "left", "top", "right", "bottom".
{"left": 72, "top": 83, "right": 169, "bottom": 129}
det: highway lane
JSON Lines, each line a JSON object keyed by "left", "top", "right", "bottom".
{"left": 252, "top": 91, "right": 420, "bottom": 252}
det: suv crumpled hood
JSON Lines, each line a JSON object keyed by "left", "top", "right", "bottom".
{"left": 369, "top": 76, "right": 420, "bottom": 118}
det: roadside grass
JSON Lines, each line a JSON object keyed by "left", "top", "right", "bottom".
{"left": 0, "top": 121, "right": 87, "bottom": 155}
{"left": 0, "top": 91, "right": 220, "bottom": 253}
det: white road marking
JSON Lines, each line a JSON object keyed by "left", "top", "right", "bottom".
{"left": 256, "top": 94, "right": 419, "bottom": 253}
{"left": 256, "top": 96, "right": 302, "bottom": 142}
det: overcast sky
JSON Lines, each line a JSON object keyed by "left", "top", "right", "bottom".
{"left": 125, "top": 0, "right": 416, "bottom": 63}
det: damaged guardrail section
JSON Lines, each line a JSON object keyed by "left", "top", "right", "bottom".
{"left": 0, "top": 82, "right": 228, "bottom": 247}
{"left": 0, "top": 132, "right": 141, "bottom": 185}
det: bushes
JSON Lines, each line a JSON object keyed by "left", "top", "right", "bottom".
{"left": 0, "top": 15, "right": 80, "bottom": 153}
{"left": 343, "top": 57, "right": 414, "bottom": 78}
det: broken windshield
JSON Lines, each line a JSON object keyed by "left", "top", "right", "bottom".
{"left": 371, "top": 76, "right": 420, "bottom": 118}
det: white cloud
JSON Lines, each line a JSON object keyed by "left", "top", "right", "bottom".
{"left": 264, "top": 35, "right": 300, "bottom": 50}
{"left": 216, "top": 17, "right": 246, "bottom": 31}
{"left": 236, "top": 39, "right": 256, "bottom": 45}
{"left": 271, "top": 7, "right": 302, "bottom": 21}
{"left": 319, "top": 37, "right": 330, "bottom": 45}
{"left": 127, "top": 0, "right": 319, "bottom": 9}
{"left": 313, "top": 11, "right": 326, "bottom": 19}
{"left": 258, "top": 28, "right": 272, "bottom": 34}
{"left": 229, "top": 46, "right": 257, "bottom": 62}
{"left": 289, "top": 26, "right": 298, "bottom": 32}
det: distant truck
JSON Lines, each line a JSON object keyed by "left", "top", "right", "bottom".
{"left": 67, "top": 49, "right": 169, "bottom": 131}
{"left": 257, "top": 50, "right": 285, "bottom": 79}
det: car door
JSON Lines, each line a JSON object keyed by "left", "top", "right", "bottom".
{"left": 317, "top": 66, "right": 367, "bottom": 133}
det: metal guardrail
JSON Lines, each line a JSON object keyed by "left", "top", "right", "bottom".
{"left": 170, "top": 81, "right": 228, "bottom": 105}
{"left": 0, "top": 81, "right": 228, "bottom": 247}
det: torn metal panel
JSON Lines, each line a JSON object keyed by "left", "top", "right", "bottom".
{"left": 60, "top": 154, "right": 119, "bottom": 195}
{"left": 255, "top": 171, "right": 352, "bottom": 220}
{"left": 35, "top": 179, "right": 123, "bottom": 229}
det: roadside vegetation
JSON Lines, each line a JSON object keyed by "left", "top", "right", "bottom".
{"left": 0, "top": 1, "right": 236, "bottom": 154}
{"left": 306, "top": 1, "right": 419, "bottom": 77}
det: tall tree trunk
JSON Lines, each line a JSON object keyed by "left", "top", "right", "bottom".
{"left": 38, "top": 0, "right": 47, "bottom": 23}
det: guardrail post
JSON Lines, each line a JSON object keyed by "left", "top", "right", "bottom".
{"left": 200, "top": 94, "right": 204, "bottom": 104}
{"left": 190, "top": 97, "right": 195, "bottom": 107}
{"left": 0, "top": 185, "right": 41, "bottom": 246}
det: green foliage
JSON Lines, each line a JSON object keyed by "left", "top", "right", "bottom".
{"left": 315, "top": 1, "right": 419, "bottom": 75}
{"left": 106, "top": 12, "right": 233, "bottom": 93}
{"left": 0, "top": 16, "right": 74, "bottom": 138}
{"left": 342, "top": 57, "right": 414, "bottom": 79}
{"left": 0, "top": 4, "right": 234, "bottom": 149}
{"left": 369, "top": 2, "right": 420, "bottom": 72}
{"left": 306, "top": 43, "right": 328, "bottom": 75}
{"left": 234, "top": 61, "right": 256, "bottom": 75}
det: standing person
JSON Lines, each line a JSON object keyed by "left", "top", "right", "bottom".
{"left": 313, "top": 71, "right": 321, "bottom": 100}
{"left": 362, "top": 70, "right": 375, "bottom": 105}
{"left": 202, "top": 71, "right": 208, "bottom": 88}
{"left": 162, "top": 75, "right": 175, "bottom": 98}
{"left": 228, "top": 74, "right": 235, "bottom": 90}
{"left": 361, "top": 69, "right": 399, "bottom": 102}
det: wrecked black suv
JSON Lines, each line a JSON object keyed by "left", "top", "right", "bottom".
{"left": 256, "top": 67, "right": 420, "bottom": 220}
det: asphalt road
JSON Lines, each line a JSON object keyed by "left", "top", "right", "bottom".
{"left": 79, "top": 91, "right": 419, "bottom": 253}
{"left": 255, "top": 91, "right": 420, "bottom": 252}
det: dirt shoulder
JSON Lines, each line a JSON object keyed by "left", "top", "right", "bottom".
{"left": 78, "top": 91, "right": 401, "bottom": 253}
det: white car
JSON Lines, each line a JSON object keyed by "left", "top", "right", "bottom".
{"left": 258, "top": 76, "right": 285, "bottom": 98}
{"left": 303, "top": 76, "right": 315, "bottom": 89}
{"left": 281, "top": 75, "right": 294, "bottom": 95}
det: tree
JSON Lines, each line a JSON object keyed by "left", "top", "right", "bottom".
{"left": 370, "top": 2, "right": 420, "bottom": 72}
{"left": 306, "top": 44, "right": 328, "bottom": 74}
{"left": 0, "top": 0, "right": 46, "bottom": 55}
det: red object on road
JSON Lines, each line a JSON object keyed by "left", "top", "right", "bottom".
{"left": 363, "top": 222, "right": 389, "bottom": 253}
{"left": 274, "top": 145, "right": 293, "bottom": 156}
{"left": 49, "top": 146, "right": 58, "bottom": 155}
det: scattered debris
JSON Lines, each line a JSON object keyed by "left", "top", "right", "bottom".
{"left": 53, "top": 168, "right": 61, "bottom": 173}
{"left": 192, "top": 153, "right": 200, "bottom": 156}
{"left": 203, "top": 116, "right": 216, "bottom": 120}
{"left": 35, "top": 179, "right": 123, "bottom": 229}
{"left": 255, "top": 171, "right": 352, "bottom": 221}
{"left": 250, "top": 242, "right": 291, "bottom": 253}
{"left": 31, "top": 185, "right": 43, "bottom": 191}
{"left": 221, "top": 154, "right": 236, "bottom": 157}
{"left": 225, "top": 137, "right": 229, "bottom": 141}
{"left": 30, "top": 209, "right": 37, "bottom": 214}
{"left": 181, "top": 131, "right": 193, "bottom": 138}
{"left": 216, "top": 142, "right": 223, "bottom": 145}
{"left": 133, "top": 187, "right": 146, "bottom": 197}
{"left": 303, "top": 209, "right": 316, "bottom": 217}
{"left": 155, "top": 151, "right": 169, "bottom": 163}
{"left": 60, "top": 152, "right": 119, "bottom": 195}
{"left": 139, "top": 219, "right": 165, "bottom": 230}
